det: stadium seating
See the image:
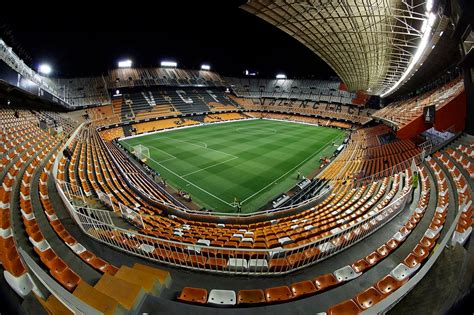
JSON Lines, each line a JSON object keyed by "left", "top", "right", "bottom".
{"left": 0, "top": 89, "right": 472, "bottom": 314}
{"left": 372, "top": 78, "right": 464, "bottom": 130}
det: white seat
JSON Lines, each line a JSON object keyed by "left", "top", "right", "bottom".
{"left": 207, "top": 289, "right": 236, "bottom": 306}
{"left": 452, "top": 226, "right": 472, "bottom": 246}
{"left": 318, "top": 242, "right": 336, "bottom": 253}
{"left": 138, "top": 244, "right": 155, "bottom": 253}
{"left": 197, "top": 239, "right": 210, "bottom": 246}
{"left": 278, "top": 237, "right": 292, "bottom": 245}
{"left": 248, "top": 259, "right": 269, "bottom": 271}
{"left": 227, "top": 258, "right": 248, "bottom": 271}
{"left": 390, "top": 263, "right": 418, "bottom": 281}
{"left": 333, "top": 265, "right": 361, "bottom": 282}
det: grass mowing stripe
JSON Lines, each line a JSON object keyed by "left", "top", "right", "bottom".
{"left": 145, "top": 152, "right": 234, "bottom": 207}
{"left": 120, "top": 119, "right": 345, "bottom": 212}
{"left": 240, "top": 131, "right": 343, "bottom": 204}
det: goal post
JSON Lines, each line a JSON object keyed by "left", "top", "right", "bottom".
{"left": 133, "top": 144, "right": 150, "bottom": 162}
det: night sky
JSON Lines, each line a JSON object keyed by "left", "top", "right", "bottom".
{"left": 0, "top": 2, "right": 335, "bottom": 79}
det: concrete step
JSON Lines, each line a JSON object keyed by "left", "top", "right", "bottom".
{"left": 132, "top": 263, "right": 172, "bottom": 288}
{"left": 73, "top": 281, "right": 126, "bottom": 315}
{"left": 94, "top": 273, "right": 145, "bottom": 311}
{"left": 114, "top": 265, "right": 163, "bottom": 296}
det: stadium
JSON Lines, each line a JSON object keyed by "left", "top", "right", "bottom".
{"left": 0, "top": 1, "right": 473, "bottom": 314}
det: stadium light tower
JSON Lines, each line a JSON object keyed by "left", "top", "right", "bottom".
{"left": 201, "top": 64, "right": 211, "bottom": 71}
{"left": 276, "top": 74, "right": 287, "bottom": 79}
{"left": 118, "top": 59, "right": 132, "bottom": 68}
{"left": 161, "top": 61, "right": 178, "bottom": 68}
{"left": 38, "top": 64, "right": 52, "bottom": 75}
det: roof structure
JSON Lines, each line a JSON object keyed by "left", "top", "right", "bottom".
{"left": 241, "top": 0, "right": 445, "bottom": 97}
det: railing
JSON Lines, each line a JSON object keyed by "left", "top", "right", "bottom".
{"left": 18, "top": 248, "right": 101, "bottom": 315}
{"left": 58, "top": 172, "right": 411, "bottom": 274}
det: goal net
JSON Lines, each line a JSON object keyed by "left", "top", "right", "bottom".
{"left": 133, "top": 144, "right": 150, "bottom": 162}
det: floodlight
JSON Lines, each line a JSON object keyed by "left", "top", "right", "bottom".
{"left": 161, "top": 61, "right": 177, "bottom": 68}
{"left": 426, "top": 0, "right": 433, "bottom": 12}
{"left": 38, "top": 64, "right": 52, "bottom": 75}
{"left": 276, "top": 74, "right": 287, "bottom": 79}
{"left": 201, "top": 64, "right": 211, "bottom": 71}
{"left": 118, "top": 60, "right": 132, "bottom": 68}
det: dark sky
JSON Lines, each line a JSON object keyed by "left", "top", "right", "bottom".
{"left": 0, "top": 2, "right": 335, "bottom": 79}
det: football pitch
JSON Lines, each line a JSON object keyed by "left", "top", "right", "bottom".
{"left": 120, "top": 119, "right": 346, "bottom": 213}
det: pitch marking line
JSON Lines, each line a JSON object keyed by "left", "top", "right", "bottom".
{"left": 148, "top": 145, "right": 177, "bottom": 163}
{"left": 148, "top": 136, "right": 238, "bottom": 159}
{"left": 181, "top": 156, "right": 239, "bottom": 177}
{"left": 240, "top": 132, "right": 344, "bottom": 204}
{"left": 145, "top": 154, "right": 234, "bottom": 207}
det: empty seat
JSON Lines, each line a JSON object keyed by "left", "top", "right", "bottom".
{"left": 207, "top": 289, "right": 236, "bottom": 306}
{"left": 265, "top": 286, "right": 293, "bottom": 303}
{"left": 290, "top": 280, "right": 317, "bottom": 298}
{"left": 314, "top": 273, "right": 339, "bottom": 291}
{"left": 52, "top": 267, "right": 81, "bottom": 292}
{"left": 237, "top": 289, "right": 266, "bottom": 305}
{"left": 268, "top": 258, "right": 289, "bottom": 271}
{"left": 327, "top": 299, "right": 363, "bottom": 315}
{"left": 205, "top": 257, "right": 227, "bottom": 270}
{"left": 351, "top": 258, "right": 371, "bottom": 273}
{"left": 365, "top": 251, "right": 382, "bottom": 265}
{"left": 178, "top": 287, "right": 208, "bottom": 304}
{"left": 376, "top": 275, "right": 407, "bottom": 295}
{"left": 412, "top": 244, "right": 429, "bottom": 260}
{"left": 403, "top": 253, "right": 423, "bottom": 270}
{"left": 418, "top": 236, "right": 437, "bottom": 250}
{"left": 355, "top": 286, "right": 386, "bottom": 309}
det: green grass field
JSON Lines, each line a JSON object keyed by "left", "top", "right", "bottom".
{"left": 120, "top": 119, "right": 345, "bottom": 213}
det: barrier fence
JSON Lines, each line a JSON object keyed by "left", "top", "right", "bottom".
{"left": 60, "top": 176, "right": 411, "bottom": 275}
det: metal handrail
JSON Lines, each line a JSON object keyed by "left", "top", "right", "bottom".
{"left": 57, "top": 164, "right": 412, "bottom": 274}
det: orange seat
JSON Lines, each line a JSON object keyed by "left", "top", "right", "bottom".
{"left": 265, "top": 286, "right": 293, "bottom": 303}
{"left": 34, "top": 247, "right": 57, "bottom": 269}
{"left": 351, "top": 259, "right": 370, "bottom": 273}
{"left": 286, "top": 252, "right": 306, "bottom": 267}
{"left": 376, "top": 275, "right": 407, "bottom": 295}
{"left": 376, "top": 244, "right": 390, "bottom": 257}
{"left": 51, "top": 267, "right": 81, "bottom": 292}
{"left": 79, "top": 250, "right": 95, "bottom": 262}
{"left": 237, "top": 289, "right": 266, "bottom": 305}
{"left": 268, "top": 258, "right": 290, "bottom": 271}
{"left": 103, "top": 264, "right": 119, "bottom": 275}
{"left": 403, "top": 253, "right": 423, "bottom": 269}
{"left": 355, "top": 286, "right": 386, "bottom": 309}
{"left": 412, "top": 244, "right": 429, "bottom": 260}
{"left": 89, "top": 257, "right": 107, "bottom": 270}
{"left": 314, "top": 273, "right": 339, "bottom": 291}
{"left": 290, "top": 280, "right": 317, "bottom": 298}
{"left": 385, "top": 238, "right": 400, "bottom": 250}
{"left": 177, "top": 287, "right": 208, "bottom": 304}
{"left": 187, "top": 255, "right": 207, "bottom": 267}
{"left": 327, "top": 299, "right": 363, "bottom": 315}
{"left": 418, "top": 236, "right": 436, "bottom": 250}
{"left": 365, "top": 251, "right": 382, "bottom": 265}
{"left": 205, "top": 257, "right": 227, "bottom": 270}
